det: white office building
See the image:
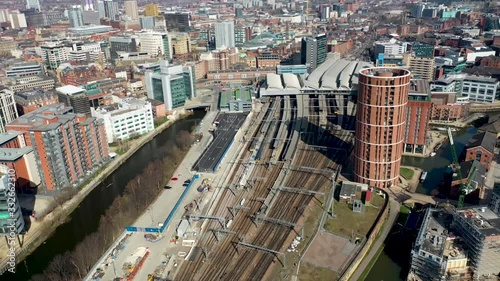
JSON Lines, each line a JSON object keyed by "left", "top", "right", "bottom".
{"left": 67, "top": 41, "right": 102, "bottom": 62}
{"left": 0, "top": 89, "right": 19, "bottom": 133}
{"left": 5, "top": 62, "right": 44, "bottom": 78}
{"left": 215, "top": 20, "right": 235, "bottom": 50}
{"left": 91, "top": 97, "right": 154, "bottom": 143}
{"left": 40, "top": 42, "right": 70, "bottom": 69}
{"left": 462, "top": 75, "right": 500, "bottom": 103}
{"left": 374, "top": 39, "right": 409, "bottom": 56}
{"left": 138, "top": 32, "right": 172, "bottom": 60}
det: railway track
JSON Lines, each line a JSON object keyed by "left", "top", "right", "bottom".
{"left": 174, "top": 94, "right": 354, "bottom": 281}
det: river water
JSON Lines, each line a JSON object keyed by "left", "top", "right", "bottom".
{"left": 0, "top": 110, "right": 205, "bottom": 281}
{"left": 365, "top": 127, "right": 477, "bottom": 281}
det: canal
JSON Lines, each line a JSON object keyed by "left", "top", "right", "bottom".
{"left": 0, "top": 110, "right": 205, "bottom": 281}
{"left": 365, "top": 126, "right": 477, "bottom": 281}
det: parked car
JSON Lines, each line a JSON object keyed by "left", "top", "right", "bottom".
{"left": 164, "top": 186, "right": 173, "bottom": 189}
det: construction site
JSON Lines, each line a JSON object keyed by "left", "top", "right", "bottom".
{"left": 170, "top": 93, "right": 356, "bottom": 280}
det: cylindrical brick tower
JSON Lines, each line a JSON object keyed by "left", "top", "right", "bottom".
{"left": 354, "top": 68, "right": 411, "bottom": 189}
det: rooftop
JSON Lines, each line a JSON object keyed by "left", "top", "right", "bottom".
{"left": 56, "top": 85, "right": 85, "bottom": 96}
{"left": 220, "top": 87, "right": 252, "bottom": 105}
{"left": 360, "top": 67, "right": 411, "bottom": 78}
{"left": 419, "top": 209, "right": 451, "bottom": 257}
{"left": 9, "top": 104, "right": 74, "bottom": 129}
{"left": 0, "top": 131, "right": 23, "bottom": 146}
{"left": 457, "top": 207, "right": 500, "bottom": 237}
{"left": 303, "top": 58, "right": 373, "bottom": 90}
{"left": 466, "top": 131, "right": 496, "bottom": 154}
{"left": 0, "top": 147, "right": 33, "bottom": 161}
{"left": 15, "top": 89, "right": 57, "bottom": 102}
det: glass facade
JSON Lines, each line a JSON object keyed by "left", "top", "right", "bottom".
{"left": 152, "top": 78, "right": 164, "bottom": 102}
{"left": 170, "top": 77, "right": 186, "bottom": 109}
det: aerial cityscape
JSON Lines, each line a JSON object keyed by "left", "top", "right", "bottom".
{"left": 0, "top": 0, "right": 499, "bottom": 280}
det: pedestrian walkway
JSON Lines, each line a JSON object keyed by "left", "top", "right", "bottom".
{"left": 348, "top": 199, "right": 400, "bottom": 281}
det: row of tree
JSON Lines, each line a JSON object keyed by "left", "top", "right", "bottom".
{"left": 30, "top": 131, "right": 194, "bottom": 281}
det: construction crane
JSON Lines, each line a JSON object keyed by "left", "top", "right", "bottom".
{"left": 447, "top": 127, "right": 476, "bottom": 208}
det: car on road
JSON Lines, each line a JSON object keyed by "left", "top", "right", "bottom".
{"left": 164, "top": 186, "right": 173, "bottom": 189}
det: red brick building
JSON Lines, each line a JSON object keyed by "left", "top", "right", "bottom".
{"left": 479, "top": 55, "right": 500, "bottom": 68}
{"left": 6, "top": 104, "right": 109, "bottom": 191}
{"left": 14, "top": 89, "right": 59, "bottom": 115}
{"left": 430, "top": 92, "right": 469, "bottom": 122}
{"left": 464, "top": 132, "right": 496, "bottom": 171}
{"left": 58, "top": 65, "right": 116, "bottom": 86}
{"left": 354, "top": 68, "right": 411, "bottom": 189}
{"left": 0, "top": 131, "right": 40, "bottom": 191}
{"left": 405, "top": 80, "right": 432, "bottom": 154}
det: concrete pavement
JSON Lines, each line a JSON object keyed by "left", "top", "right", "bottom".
{"left": 348, "top": 199, "right": 400, "bottom": 281}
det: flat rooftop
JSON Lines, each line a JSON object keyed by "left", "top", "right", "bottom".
{"left": 0, "top": 147, "right": 33, "bottom": 161}
{"left": 0, "top": 131, "right": 23, "bottom": 146}
{"left": 420, "top": 210, "right": 449, "bottom": 257}
{"left": 457, "top": 207, "right": 500, "bottom": 237}
{"left": 56, "top": 85, "right": 85, "bottom": 96}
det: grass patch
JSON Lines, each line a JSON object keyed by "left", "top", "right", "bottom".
{"left": 400, "top": 167, "right": 414, "bottom": 180}
{"left": 324, "top": 194, "right": 385, "bottom": 239}
{"left": 154, "top": 116, "right": 169, "bottom": 127}
{"left": 299, "top": 262, "right": 338, "bottom": 281}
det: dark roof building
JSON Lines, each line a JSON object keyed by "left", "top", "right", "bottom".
{"left": 464, "top": 132, "right": 497, "bottom": 171}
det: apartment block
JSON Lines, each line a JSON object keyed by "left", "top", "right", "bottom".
{"left": 6, "top": 104, "right": 109, "bottom": 191}
{"left": 215, "top": 20, "right": 235, "bottom": 50}
{"left": 0, "top": 166, "right": 25, "bottom": 235}
{"left": 453, "top": 207, "right": 500, "bottom": 278}
{"left": 404, "top": 80, "right": 432, "bottom": 154}
{"left": 91, "top": 97, "right": 154, "bottom": 143}
{"left": 407, "top": 56, "right": 435, "bottom": 81}
{"left": 354, "top": 68, "right": 411, "bottom": 189}
{"left": 430, "top": 92, "right": 469, "bottom": 122}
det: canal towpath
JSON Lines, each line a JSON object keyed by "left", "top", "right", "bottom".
{"left": 0, "top": 110, "right": 191, "bottom": 274}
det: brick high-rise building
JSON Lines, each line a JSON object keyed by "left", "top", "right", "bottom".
{"left": 6, "top": 104, "right": 109, "bottom": 191}
{"left": 404, "top": 79, "right": 432, "bottom": 154}
{"left": 354, "top": 68, "right": 411, "bottom": 189}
